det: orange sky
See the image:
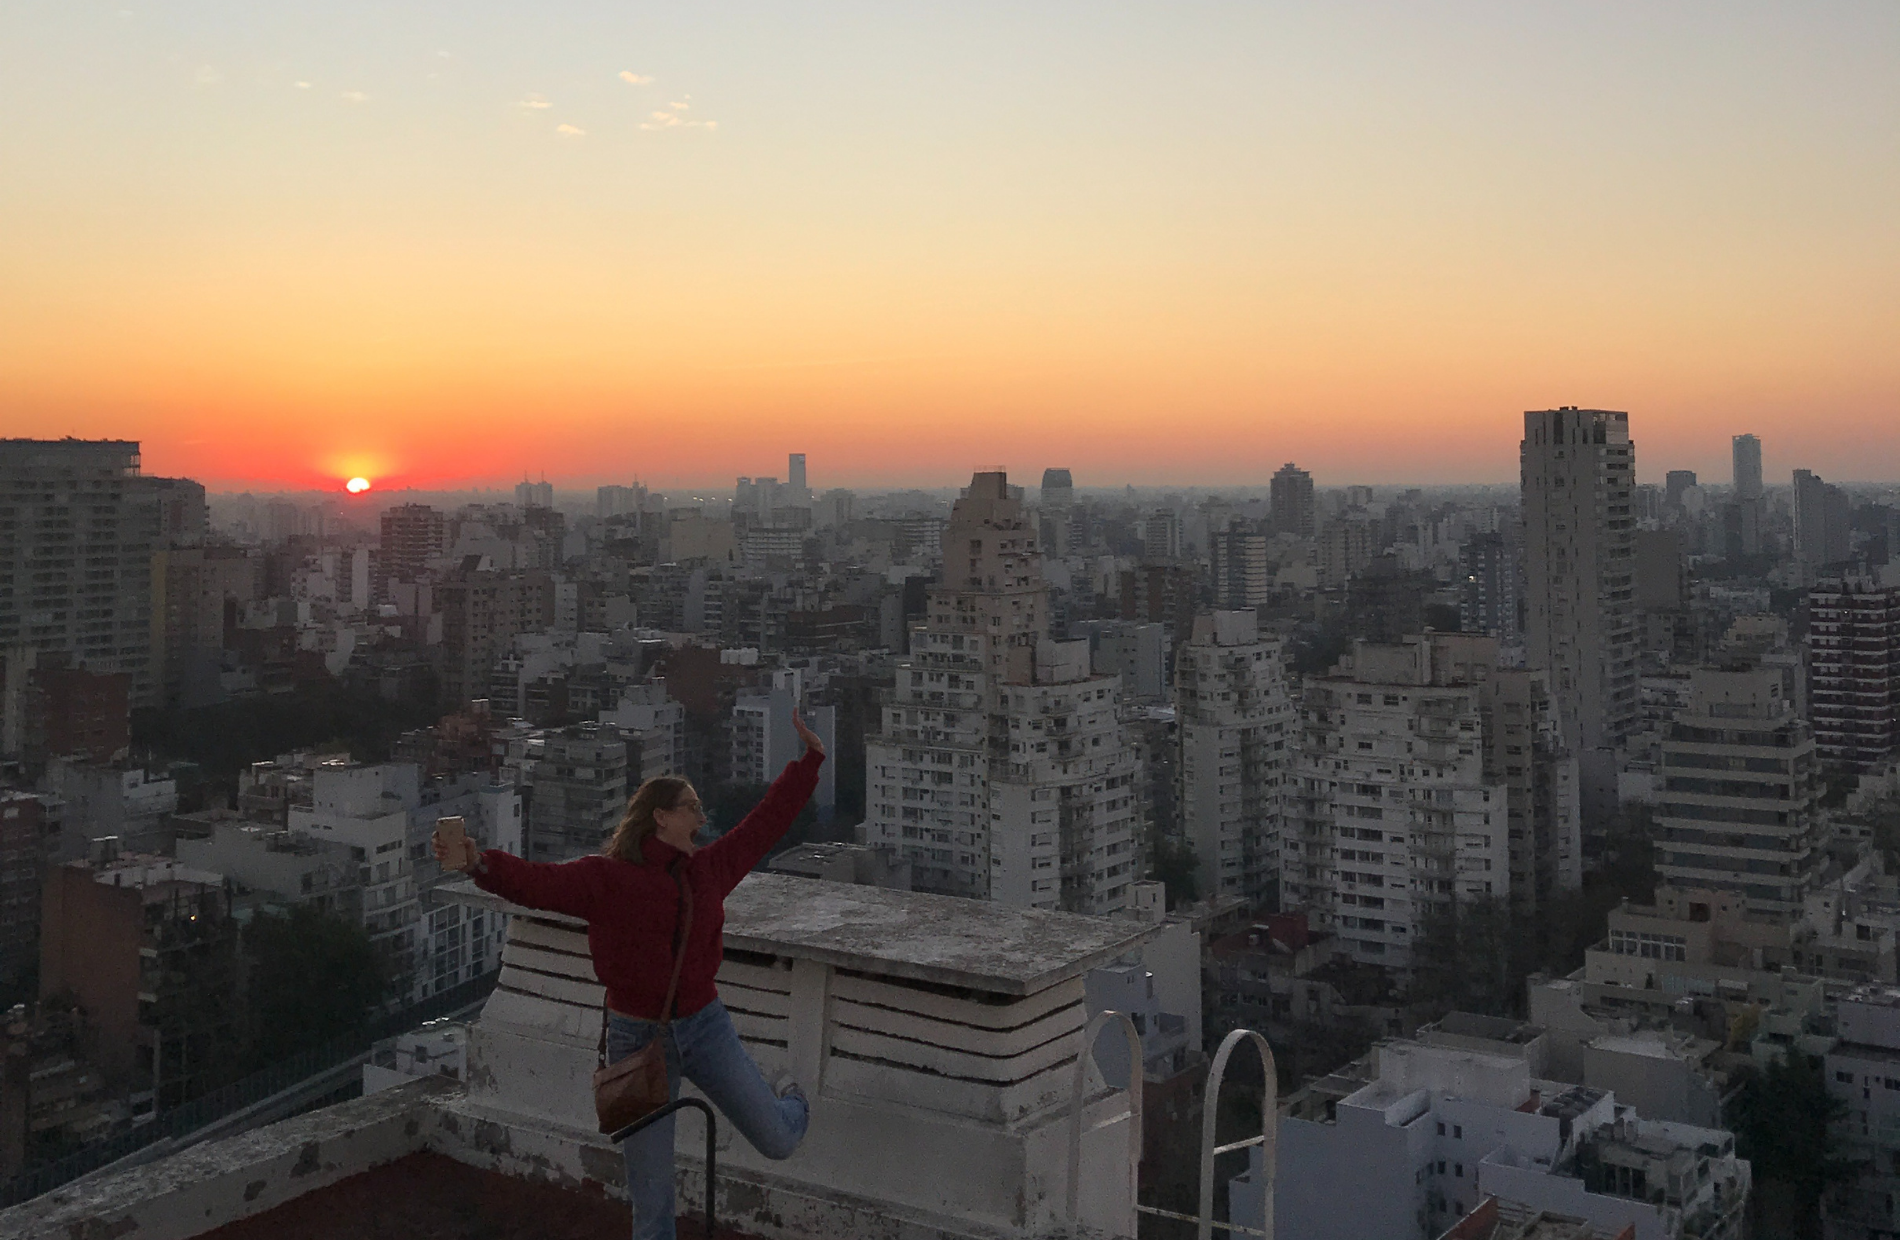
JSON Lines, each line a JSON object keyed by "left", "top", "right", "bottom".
{"left": 3, "top": 3, "right": 1897, "bottom": 491}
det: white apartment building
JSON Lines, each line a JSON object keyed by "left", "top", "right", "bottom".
{"left": 731, "top": 682, "right": 836, "bottom": 818}
{"left": 1174, "top": 610, "right": 1294, "bottom": 907}
{"left": 987, "top": 639, "right": 1141, "bottom": 913}
{"left": 289, "top": 761, "right": 424, "bottom": 1004}
{"left": 1521, "top": 408, "right": 1638, "bottom": 755}
{"left": 1824, "top": 987, "right": 1900, "bottom": 1240}
{"left": 1653, "top": 666, "right": 1824, "bottom": 918}
{"left": 863, "top": 471, "right": 1143, "bottom": 916}
{"left": 288, "top": 760, "right": 519, "bottom": 1005}
{"left": 1266, "top": 1040, "right": 1749, "bottom": 1240}
{"left": 599, "top": 682, "right": 687, "bottom": 784}
{"left": 1284, "top": 634, "right": 1511, "bottom": 972}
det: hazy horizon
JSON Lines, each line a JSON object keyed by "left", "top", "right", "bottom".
{"left": 5, "top": 3, "right": 1897, "bottom": 490}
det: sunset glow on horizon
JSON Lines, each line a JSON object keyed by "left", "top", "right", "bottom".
{"left": 3, "top": 3, "right": 1897, "bottom": 490}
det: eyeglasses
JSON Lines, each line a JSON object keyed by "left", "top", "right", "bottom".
{"left": 669, "top": 799, "right": 705, "bottom": 815}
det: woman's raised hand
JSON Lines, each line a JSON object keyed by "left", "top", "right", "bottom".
{"left": 432, "top": 825, "right": 481, "bottom": 873}
{"left": 792, "top": 710, "right": 826, "bottom": 758}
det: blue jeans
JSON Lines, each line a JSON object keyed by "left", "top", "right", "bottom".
{"left": 605, "top": 998, "right": 809, "bottom": 1240}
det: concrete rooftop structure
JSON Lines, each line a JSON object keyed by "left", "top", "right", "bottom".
{"left": 4, "top": 873, "right": 1164, "bottom": 1240}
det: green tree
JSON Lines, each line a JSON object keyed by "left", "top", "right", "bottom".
{"left": 1731, "top": 1050, "right": 1854, "bottom": 1240}
{"left": 1150, "top": 835, "right": 1200, "bottom": 909}
{"left": 243, "top": 905, "right": 390, "bottom": 1066}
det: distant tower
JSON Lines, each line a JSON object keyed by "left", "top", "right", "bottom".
{"left": 788, "top": 453, "right": 807, "bottom": 494}
{"left": 1793, "top": 469, "right": 1852, "bottom": 571}
{"left": 1039, "top": 468, "right": 1074, "bottom": 557}
{"left": 1664, "top": 470, "right": 1697, "bottom": 512}
{"left": 1520, "top": 407, "right": 1638, "bottom": 754}
{"left": 380, "top": 503, "right": 446, "bottom": 581}
{"left": 1270, "top": 463, "right": 1315, "bottom": 538}
{"left": 1732, "top": 434, "right": 1763, "bottom": 500}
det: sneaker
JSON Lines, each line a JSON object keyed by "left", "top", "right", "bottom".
{"left": 771, "top": 1072, "right": 806, "bottom": 1104}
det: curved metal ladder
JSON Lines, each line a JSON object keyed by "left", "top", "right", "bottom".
{"left": 1066, "top": 1019, "right": 1276, "bottom": 1240}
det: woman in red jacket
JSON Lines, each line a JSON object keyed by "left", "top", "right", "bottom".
{"left": 434, "top": 714, "right": 826, "bottom": 1240}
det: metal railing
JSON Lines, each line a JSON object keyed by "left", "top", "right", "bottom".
{"left": 610, "top": 1098, "right": 717, "bottom": 1240}
{"left": 0, "top": 971, "right": 499, "bottom": 1208}
{"left": 1066, "top": 1019, "right": 1277, "bottom": 1240}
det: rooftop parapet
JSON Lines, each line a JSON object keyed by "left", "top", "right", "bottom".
{"left": 7, "top": 873, "right": 1162, "bottom": 1240}
{"left": 446, "top": 872, "right": 1157, "bottom": 1238}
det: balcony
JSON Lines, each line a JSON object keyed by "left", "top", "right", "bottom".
{"left": 6, "top": 874, "right": 1161, "bottom": 1240}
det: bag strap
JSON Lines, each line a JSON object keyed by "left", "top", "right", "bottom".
{"left": 657, "top": 863, "right": 693, "bottom": 1026}
{"left": 597, "top": 862, "right": 695, "bottom": 1067}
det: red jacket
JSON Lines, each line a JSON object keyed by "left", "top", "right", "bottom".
{"left": 471, "top": 750, "right": 824, "bottom": 1020}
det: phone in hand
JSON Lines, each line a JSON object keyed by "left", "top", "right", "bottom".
{"left": 435, "top": 816, "right": 468, "bottom": 859}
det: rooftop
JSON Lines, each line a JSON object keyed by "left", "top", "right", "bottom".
{"left": 9, "top": 873, "right": 1162, "bottom": 1240}
{"left": 447, "top": 870, "right": 1154, "bottom": 996}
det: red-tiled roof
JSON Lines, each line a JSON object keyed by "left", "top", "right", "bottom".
{"left": 194, "top": 1150, "right": 748, "bottom": 1240}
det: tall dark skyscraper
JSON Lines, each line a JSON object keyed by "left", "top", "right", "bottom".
{"left": 1732, "top": 433, "right": 1763, "bottom": 500}
{"left": 1269, "top": 462, "right": 1315, "bottom": 538}
{"left": 1520, "top": 408, "right": 1638, "bottom": 754}
{"left": 1664, "top": 469, "right": 1697, "bottom": 512}
{"left": 1, "top": 440, "right": 168, "bottom": 734}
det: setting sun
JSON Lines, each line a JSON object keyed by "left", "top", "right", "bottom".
{"left": 345, "top": 477, "right": 371, "bottom": 494}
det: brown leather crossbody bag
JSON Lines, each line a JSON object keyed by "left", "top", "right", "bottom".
{"left": 593, "top": 863, "right": 692, "bottom": 1135}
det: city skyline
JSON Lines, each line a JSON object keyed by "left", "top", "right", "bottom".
{"left": 4, "top": 3, "right": 1898, "bottom": 490}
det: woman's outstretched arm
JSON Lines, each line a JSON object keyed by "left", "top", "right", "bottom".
{"left": 700, "top": 712, "right": 827, "bottom": 893}
{"left": 434, "top": 826, "right": 600, "bottom": 920}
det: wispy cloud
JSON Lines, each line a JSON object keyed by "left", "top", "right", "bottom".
{"left": 294, "top": 80, "right": 311, "bottom": 90}
{"left": 618, "top": 70, "right": 653, "bottom": 85}
{"left": 519, "top": 93, "right": 552, "bottom": 110}
{"left": 556, "top": 123, "right": 585, "bottom": 137}
{"left": 640, "top": 96, "right": 716, "bottom": 132}
{"left": 341, "top": 90, "right": 368, "bottom": 103}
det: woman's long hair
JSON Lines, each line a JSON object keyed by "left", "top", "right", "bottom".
{"left": 603, "top": 776, "right": 692, "bottom": 862}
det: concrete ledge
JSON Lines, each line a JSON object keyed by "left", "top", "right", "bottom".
{"left": 0, "top": 1075, "right": 461, "bottom": 1240}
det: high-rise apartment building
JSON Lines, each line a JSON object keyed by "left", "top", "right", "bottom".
{"left": 1792, "top": 469, "right": 1852, "bottom": 572}
{"left": 1520, "top": 407, "right": 1638, "bottom": 754}
{"left": 1039, "top": 468, "right": 1075, "bottom": 557}
{"left": 513, "top": 479, "right": 553, "bottom": 510}
{"left": 525, "top": 723, "right": 629, "bottom": 863}
{"left": 288, "top": 762, "right": 425, "bottom": 1000}
{"left": 0, "top": 439, "right": 164, "bottom": 715}
{"left": 1486, "top": 668, "right": 1581, "bottom": 917}
{"left": 1270, "top": 463, "right": 1316, "bottom": 538}
{"left": 1210, "top": 529, "right": 1271, "bottom": 612}
{"left": 1664, "top": 469, "right": 1698, "bottom": 513}
{"left": 787, "top": 453, "right": 808, "bottom": 497}
{"left": 862, "top": 472, "right": 1141, "bottom": 915}
{"left": 1140, "top": 510, "right": 1181, "bottom": 560}
{"left": 599, "top": 684, "right": 687, "bottom": 784}
{"left": 1174, "top": 611, "right": 1294, "bottom": 906}
{"left": 1283, "top": 634, "right": 1510, "bottom": 972}
{"left": 436, "top": 569, "right": 556, "bottom": 708}
{"left": 1732, "top": 434, "right": 1763, "bottom": 500}
{"left": 1808, "top": 576, "right": 1900, "bottom": 774}
{"left": 1458, "top": 532, "right": 1519, "bottom": 643}
{"left": 380, "top": 503, "right": 446, "bottom": 582}
{"left": 1653, "top": 667, "right": 1823, "bottom": 917}
{"left": 731, "top": 684, "right": 836, "bottom": 818}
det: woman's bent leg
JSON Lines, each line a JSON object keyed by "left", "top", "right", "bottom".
{"left": 606, "top": 1014, "right": 682, "bottom": 1240}
{"left": 675, "top": 999, "right": 809, "bottom": 1161}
